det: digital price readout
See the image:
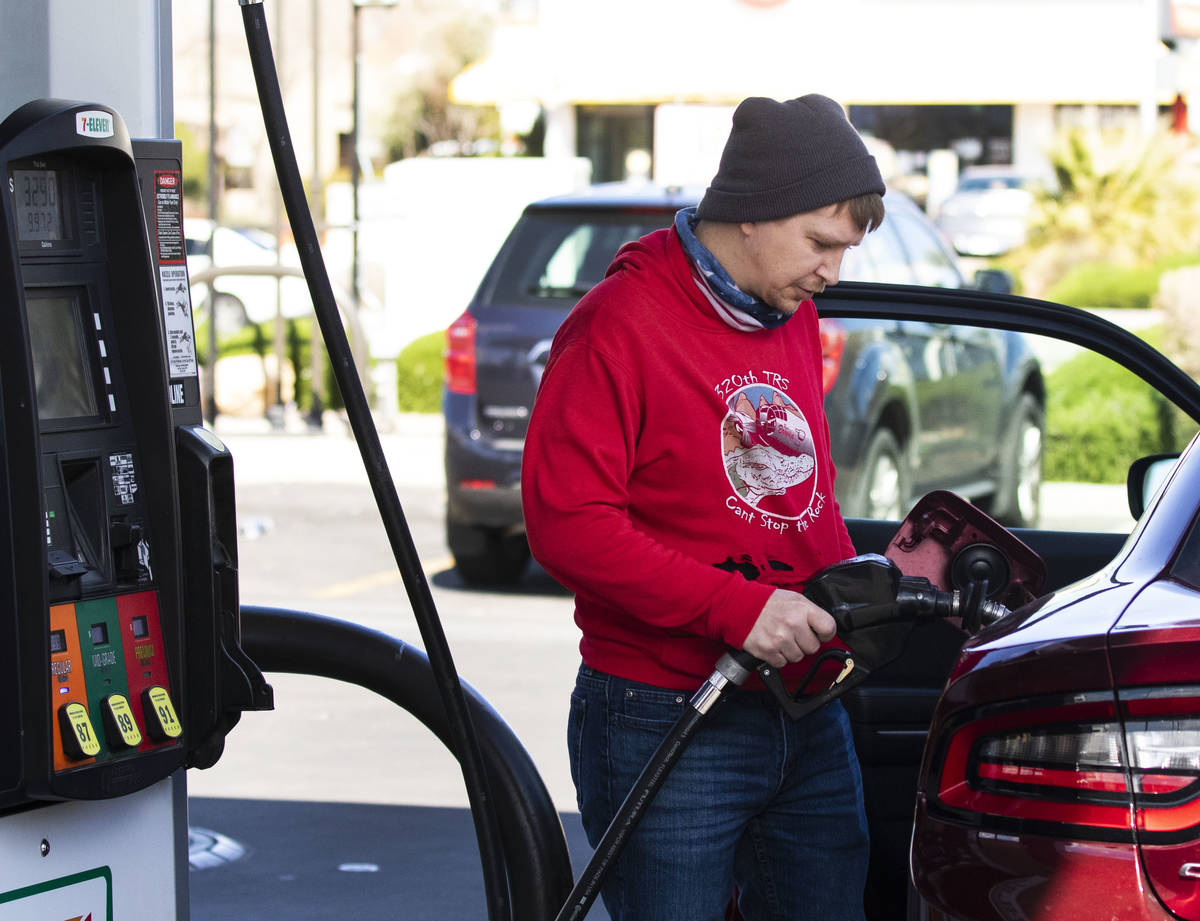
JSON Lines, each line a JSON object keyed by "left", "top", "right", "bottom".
{"left": 11, "top": 168, "right": 64, "bottom": 241}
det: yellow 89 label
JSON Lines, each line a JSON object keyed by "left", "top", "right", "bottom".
{"left": 145, "top": 686, "right": 182, "bottom": 739}
{"left": 105, "top": 694, "right": 143, "bottom": 748}
{"left": 63, "top": 702, "right": 101, "bottom": 758}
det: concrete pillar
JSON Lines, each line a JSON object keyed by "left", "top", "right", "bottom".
{"left": 542, "top": 101, "right": 577, "bottom": 160}
{"left": 1012, "top": 103, "right": 1057, "bottom": 175}
{"left": 0, "top": 0, "right": 172, "bottom": 138}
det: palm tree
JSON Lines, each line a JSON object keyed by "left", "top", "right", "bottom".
{"left": 1009, "top": 126, "right": 1200, "bottom": 297}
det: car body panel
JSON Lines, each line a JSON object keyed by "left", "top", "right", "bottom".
{"left": 912, "top": 817, "right": 1172, "bottom": 921}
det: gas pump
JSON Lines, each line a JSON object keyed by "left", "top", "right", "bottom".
{"left": 0, "top": 98, "right": 271, "bottom": 919}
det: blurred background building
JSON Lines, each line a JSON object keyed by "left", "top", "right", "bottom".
{"left": 5, "top": 0, "right": 1200, "bottom": 366}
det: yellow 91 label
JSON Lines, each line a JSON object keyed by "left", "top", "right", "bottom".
{"left": 145, "top": 686, "right": 182, "bottom": 740}
{"left": 105, "top": 694, "right": 143, "bottom": 748}
{"left": 62, "top": 702, "right": 101, "bottom": 758}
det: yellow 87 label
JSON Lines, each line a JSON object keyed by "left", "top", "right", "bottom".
{"left": 63, "top": 702, "right": 101, "bottom": 758}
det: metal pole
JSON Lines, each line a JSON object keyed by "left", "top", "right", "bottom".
{"left": 205, "top": 0, "right": 219, "bottom": 424}
{"left": 351, "top": 1, "right": 361, "bottom": 311}
{"left": 270, "top": 0, "right": 286, "bottom": 424}
{"left": 308, "top": 0, "right": 326, "bottom": 428}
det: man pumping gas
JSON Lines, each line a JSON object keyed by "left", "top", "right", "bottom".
{"left": 522, "top": 94, "right": 887, "bottom": 921}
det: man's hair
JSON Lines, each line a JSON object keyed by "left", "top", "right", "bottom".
{"left": 843, "top": 191, "right": 886, "bottom": 234}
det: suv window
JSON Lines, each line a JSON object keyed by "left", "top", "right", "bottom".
{"left": 853, "top": 220, "right": 916, "bottom": 285}
{"left": 887, "top": 206, "right": 963, "bottom": 288}
{"left": 488, "top": 210, "right": 674, "bottom": 307}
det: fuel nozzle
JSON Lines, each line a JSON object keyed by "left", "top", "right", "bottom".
{"left": 895, "top": 576, "right": 1011, "bottom": 627}
{"left": 750, "top": 554, "right": 1012, "bottom": 722}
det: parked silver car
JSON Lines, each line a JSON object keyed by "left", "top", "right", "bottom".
{"left": 934, "top": 166, "right": 1050, "bottom": 257}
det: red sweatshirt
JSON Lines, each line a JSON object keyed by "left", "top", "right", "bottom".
{"left": 521, "top": 225, "right": 856, "bottom": 689}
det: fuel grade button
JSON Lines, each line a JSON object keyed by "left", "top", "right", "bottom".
{"left": 142, "top": 685, "right": 182, "bottom": 741}
{"left": 58, "top": 701, "right": 101, "bottom": 760}
{"left": 101, "top": 693, "right": 143, "bottom": 749}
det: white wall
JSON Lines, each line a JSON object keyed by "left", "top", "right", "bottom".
{"left": 653, "top": 104, "right": 736, "bottom": 188}
{"left": 1012, "top": 104, "right": 1059, "bottom": 177}
{"left": 367, "top": 156, "right": 592, "bottom": 354}
{"left": 0, "top": 0, "right": 173, "bottom": 138}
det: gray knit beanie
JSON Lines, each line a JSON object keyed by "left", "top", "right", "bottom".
{"left": 695, "top": 95, "right": 885, "bottom": 223}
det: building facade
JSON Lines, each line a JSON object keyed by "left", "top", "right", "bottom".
{"left": 453, "top": 0, "right": 1198, "bottom": 195}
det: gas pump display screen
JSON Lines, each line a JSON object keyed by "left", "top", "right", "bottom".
{"left": 26, "top": 289, "right": 100, "bottom": 421}
{"left": 12, "top": 168, "right": 64, "bottom": 241}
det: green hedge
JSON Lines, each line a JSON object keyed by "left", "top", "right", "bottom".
{"left": 200, "top": 316, "right": 443, "bottom": 414}
{"left": 395, "top": 331, "right": 444, "bottom": 412}
{"left": 194, "top": 318, "right": 273, "bottom": 364}
{"left": 1045, "top": 326, "right": 1196, "bottom": 483}
{"left": 1046, "top": 253, "right": 1200, "bottom": 311}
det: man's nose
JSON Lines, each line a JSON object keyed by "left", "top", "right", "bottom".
{"left": 816, "top": 253, "right": 841, "bottom": 286}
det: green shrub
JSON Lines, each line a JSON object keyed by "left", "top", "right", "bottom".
{"left": 1045, "top": 253, "right": 1200, "bottom": 311}
{"left": 194, "top": 318, "right": 272, "bottom": 364}
{"left": 395, "top": 331, "right": 444, "bottom": 412}
{"left": 1044, "top": 326, "right": 1197, "bottom": 483}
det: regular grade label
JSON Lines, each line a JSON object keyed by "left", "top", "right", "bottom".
{"left": 62, "top": 701, "right": 101, "bottom": 758}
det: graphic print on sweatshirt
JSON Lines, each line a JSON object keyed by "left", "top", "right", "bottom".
{"left": 720, "top": 382, "right": 826, "bottom": 530}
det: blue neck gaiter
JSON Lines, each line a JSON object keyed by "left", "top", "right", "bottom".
{"left": 674, "top": 207, "right": 791, "bottom": 330}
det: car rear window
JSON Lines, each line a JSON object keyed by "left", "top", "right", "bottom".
{"left": 487, "top": 209, "right": 676, "bottom": 307}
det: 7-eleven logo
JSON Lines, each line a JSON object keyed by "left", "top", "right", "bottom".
{"left": 75, "top": 110, "right": 113, "bottom": 138}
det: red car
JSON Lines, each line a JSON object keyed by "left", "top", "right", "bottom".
{"left": 911, "top": 433, "right": 1200, "bottom": 921}
{"left": 809, "top": 283, "right": 1200, "bottom": 921}
{"left": 814, "top": 286, "right": 1200, "bottom": 921}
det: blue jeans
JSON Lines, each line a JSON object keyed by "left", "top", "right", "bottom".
{"left": 568, "top": 664, "right": 869, "bottom": 921}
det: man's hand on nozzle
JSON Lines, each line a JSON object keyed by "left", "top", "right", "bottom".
{"left": 743, "top": 588, "right": 837, "bottom": 668}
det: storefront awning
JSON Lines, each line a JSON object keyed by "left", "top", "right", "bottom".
{"left": 451, "top": 1, "right": 1173, "bottom": 109}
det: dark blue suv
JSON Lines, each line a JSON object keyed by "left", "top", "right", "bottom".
{"left": 443, "top": 183, "right": 1043, "bottom": 585}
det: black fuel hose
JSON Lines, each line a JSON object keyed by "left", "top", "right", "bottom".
{"left": 553, "top": 651, "right": 759, "bottom": 921}
{"left": 237, "top": 4, "right": 512, "bottom": 919}
{"left": 240, "top": 607, "right": 574, "bottom": 920}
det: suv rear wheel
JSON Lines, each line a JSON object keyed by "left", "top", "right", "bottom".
{"left": 854, "top": 428, "right": 910, "bottom": 520}
{"left": 990, "top": 391, "right": 1044, "bottom": 528}
{"left": 447, "top": 522, "right": 531, "bottom": 586}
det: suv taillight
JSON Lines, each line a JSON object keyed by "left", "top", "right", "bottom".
{"left": 445, "top": 311, "right": 476, "bottom": 395}
{"left": 818, "top": 317, "right": 846, "bottom": 394}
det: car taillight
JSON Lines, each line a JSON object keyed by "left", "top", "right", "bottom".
{"left": 1128, "top": 712, "right": 1200, "bottom": 921}
{"left": 935, "top": 695, "right": 1132, "bottom": 831}
{"left": 445, "top": 311, "right": 476, "bottom": 395}
{"left": 934, "top": 696, "right": 1200, "bottom": 835}
{"left": 1121, "top": 697, "right": 1200, "bottom": 834}
{"left": 818, "top": 317, "right": 845, "bottom": 395}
